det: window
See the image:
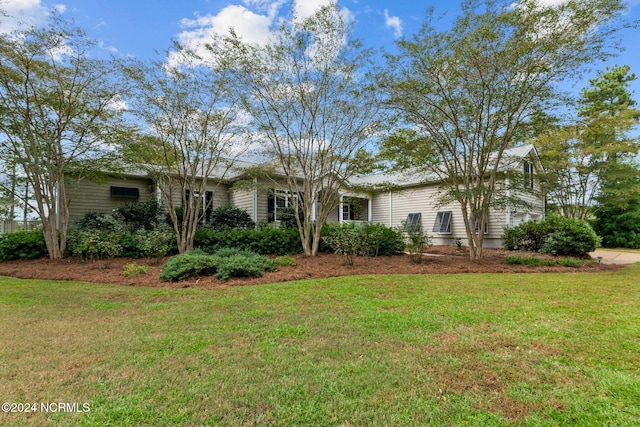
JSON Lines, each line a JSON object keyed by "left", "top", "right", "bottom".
{"left": 342, "top": 202, "right": 353, "bottom": 221}
{"left": 433, "top": 211, "right": 452, "bottom": 233}
{"left": 473, "top": 215, "right": 489, "bottom": 234}
{"left": 184, "top": 190, "right": 214, "bottom": 222}
{"left": 523, "top": 160, "right": 534, "bottom": 189}
{"left": 406, "top": 213, "right": 422, "bottom": 227}
{"left": 268, "top": 190, "right": 297, "bottom": 222}
{"left": 110, "top": 186, "right": 139, "bottom": 199}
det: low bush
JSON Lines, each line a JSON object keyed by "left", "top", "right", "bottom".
{"left": 215, "top": 251, "right": 277, "bottom": 282}
{"left": 401, "top": 221, "right": 433, "bottom": 264}
{"left": 504, "top": 255, "right": 594, "bottom": 268}
{"left": 160, "top": 248, "right": 277, "bottom": 282}
{"left": 272, "top": 255, "right": 296, "bottom": 267}
{"left": 123, "top": 263, "right": 149, "bottom": 277}
{"left": 0, "top": 229, "right": 47, "bottom": 261}
{"left": 160, "top": 250, "right": 219, "bottom": 282}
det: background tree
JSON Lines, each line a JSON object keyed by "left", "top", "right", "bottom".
{"left": 591, "top": 161, "right": 640, "bottom": 248}
{"left": 0, "top": 15, "right": 130, "bottom": 258}
{"left": 381, "top": 0, "right": 628, "bottom": 259}
{"left": 124, "top": 49, "right": 245, "bottom": 253}
{"left": 217, "top": 4, "right": 380, "bottom": 256}
{"left": 538, "top": 65, "right": 640, "bottom": 219}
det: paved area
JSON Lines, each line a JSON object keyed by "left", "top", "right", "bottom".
{"left": 589, "top": 250, "right": 640, "bottom": 265}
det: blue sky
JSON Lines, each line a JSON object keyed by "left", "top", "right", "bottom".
{"left": 2, "top": 0, "right": 640, "bottom": 99}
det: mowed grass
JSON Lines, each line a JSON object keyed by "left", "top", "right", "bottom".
{"left": 1, "top": 265, "right": 639, "bottom": 426}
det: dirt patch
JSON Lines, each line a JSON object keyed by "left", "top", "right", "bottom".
{"left": 0, "top": 246, "right": 619, "bottom": 290}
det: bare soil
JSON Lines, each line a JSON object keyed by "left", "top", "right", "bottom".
{"left": 0, "top": 246, "right": 619, "bottom": 290}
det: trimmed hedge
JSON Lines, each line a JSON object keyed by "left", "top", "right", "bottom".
{"left": 194, "top": 225, "right": 303, "bottom": 255}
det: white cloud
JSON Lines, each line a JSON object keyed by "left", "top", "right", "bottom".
{"left": 0, "top": 0, "right": 49, "bottom": 33}
{"left": 383, "top": 9, "right": 402, "bottom": 38}
{"left": 292, "top": 0, "right": 332, "bottom": 22}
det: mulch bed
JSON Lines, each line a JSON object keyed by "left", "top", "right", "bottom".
{"left": 0, "top": 246, "right": 619, "bottom": 290}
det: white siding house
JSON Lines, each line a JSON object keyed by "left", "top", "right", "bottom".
{"left": 67, "top": 145, "right": 544, "bottom": 248}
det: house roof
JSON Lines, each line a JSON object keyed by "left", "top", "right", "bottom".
{"left": 348, "top": 144, "right": 539, "bottom": 188}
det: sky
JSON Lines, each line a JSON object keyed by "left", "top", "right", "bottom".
{"left": 1, "top": 0, "right": 640, "bottom": 98}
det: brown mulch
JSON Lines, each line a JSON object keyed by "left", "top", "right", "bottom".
{"left": 0, "top": 246, "right": 619, "bottom": 290}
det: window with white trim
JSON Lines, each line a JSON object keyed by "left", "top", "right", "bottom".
{"left": 523, "top": 160, "right": 534, "bottom": 189}
{"left": 268, "top": 190, "right": 297, "bottom": 222}
{"left": 433, "top": 211, "right": 452, "bottom": 233}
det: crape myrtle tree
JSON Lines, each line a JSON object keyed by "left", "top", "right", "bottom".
{"left": 215, "top": 3, "right": 380, "bottom": 256}
{"left": 124, "top": 48, "right": 246, "bottom": 253}
{"left": 381, "top": 0, "right": 628, "bottom": 260}
{"left": 537, "top": 65, "right": 640, "bottom": 219}
{"left": 0, "top": 14, "right": 131, "bottom": 259}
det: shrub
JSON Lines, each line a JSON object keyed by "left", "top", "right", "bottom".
{"left": 272, "top": 255, "right": 296, "bottom": 267}
{"left": 320, "top": 222, "right": 404, "bottom": 256}
{"left": 194, "top": 225, "right": 302, "bottom": 255}
{"left": 401, "top": 221, "right": 433, "bottom": 264}
{"left": 160, "top": 248, "right": 277, "bottom": 282}
{"left": 208, "top": 205, "right": 254, "bottom": 231}
{"left": 66, "top": 229, "right": 124, "bottom": 261}
{"left": 160, "top": 250, "right": 219, "bottom": 282}
{"left": 115, "top": 199, "right": 163, "bottom": 231}
{"left": 215, "top": 252, "right": 276, "bottom": 282}
{"left": 123, "top": 263, "right": 149, "bottom": 277}
{"left": 504, "top": 256, "right": 544, "bottom": 266}
{"left": 132, "top": 225, "right": 174, "bottom": 261}
{"left": 502, "top": 216, "right": 564, "bottom": 252}
{"left": 0, "top": 229, "right": 47, "bottom": 261}
{"left": 361, "top": 223, "right": 405, "bottom": 256}
{"left": 540, "top": 219, "right": 601, "bottom": 257}
{"left": 73, "top": 211, "right": 125, "bottom": 233}
{"left": 325, "top": 223, "right": 361, "bottom": 265}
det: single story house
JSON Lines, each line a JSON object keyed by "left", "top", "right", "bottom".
{"left": 67, "top": 144, "right": 544, "bottom": 248}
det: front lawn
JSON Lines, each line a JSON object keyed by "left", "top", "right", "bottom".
{"left": 1, "top": 265, "right": 639, "bottom": 426}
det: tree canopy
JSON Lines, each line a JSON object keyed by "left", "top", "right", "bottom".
{"left": 381, "top": 0, "right": 629, "bottom": 259}
{"left": 0, "top": 14, "right": 131, "bottom": 258}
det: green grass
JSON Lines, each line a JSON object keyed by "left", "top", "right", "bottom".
{"left": 1, "top": 265, "right": 640, "bottom": 426}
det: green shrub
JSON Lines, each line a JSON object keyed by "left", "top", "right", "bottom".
{"left": 320, "top": 222, "right": 404, "bottom": 256}
{"left": 66, "top": 229, "right": 124, "bottom": 261}
{"left": 209, "top": 205, "right": 254, "bottom": 231}
{"left": 325, "top": 223, "right": 361, "bottom": 265}
{"left": 115, "top": 200, "right": 163, "bottom": 231}
{"left": 504, "top": 256, "right": 544, "bottom": 266}
{"left": 0, "top": 229, "right": 47, "bottom": 261}
{"left": 133, "top": 225, "right": 174, "bottom": 260}
{"left": 401, "top": 220, "right": 433, "bottom": 264}
{"left": 123, "top": 263, "right": 149, "bottom": 277}
{"left": 361, "top": 223, "right": 405, "bottom": 256}
{"left": 540, "top": 219, "right": 601, "bottom": 257}
{"left": 502, "top": 216, "right": 563, "bottom": 252}
{"left": 73, "top": 211, "right": 125, "bottom": 233}
{"left": 272, "top": 255, "right": 296, "bottom": 267}
{"left": 160, "top": 248, "right": 277, "bottom": 282}
{"left": 215, "top": 252, "right": 276, "bottom": 282}
{"left": 160, "top": 250, "right": 219, "bottom": 282}
{"left": 194, "top": 225, "right": 302, "bottom": 255}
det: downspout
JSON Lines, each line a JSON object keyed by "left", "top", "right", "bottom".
{"left": 388, "top": 191, "right": 392, "bottom": 227}
{"left": 253, "top": 177, "right": 258, "bottom": 227}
